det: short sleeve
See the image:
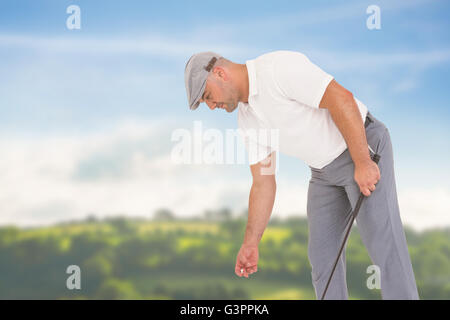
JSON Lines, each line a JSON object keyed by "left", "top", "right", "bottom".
{"left": 274, "top": 51, "right": 334, "bottom": 109}
{"left": 242, "top": 133, "right": 273, "bottom": 166}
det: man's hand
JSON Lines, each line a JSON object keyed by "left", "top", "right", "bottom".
{"left": 234, "top": 244, "right": 259, "bottom": 278}
{"left": 354, "top": 159, "right": 381, "bottom": 196}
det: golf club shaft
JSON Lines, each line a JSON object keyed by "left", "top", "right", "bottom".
{"left": 320, "top": 153, "right": 380, "bottom": 300}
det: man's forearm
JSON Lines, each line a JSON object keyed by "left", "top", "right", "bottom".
{"left": 327, "top": 96, "right": 371, "bottom": 166}
{"left": 243, "top": 182, "right": 276, "bottom": 246}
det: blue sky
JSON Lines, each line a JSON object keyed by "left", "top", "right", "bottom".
{"left": 0, "top": 0, "right": 449, "bottom": 230}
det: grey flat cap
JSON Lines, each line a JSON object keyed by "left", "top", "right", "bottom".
{"left": 184, "top": 51, "right": 223, "bottom": 110}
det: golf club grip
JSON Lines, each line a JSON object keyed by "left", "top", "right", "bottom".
{"left": 353, "top": 153, "right": 381, "bottom": 219}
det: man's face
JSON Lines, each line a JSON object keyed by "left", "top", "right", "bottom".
{"left": 199, "top": 73, "right": 239, "bottom": 113}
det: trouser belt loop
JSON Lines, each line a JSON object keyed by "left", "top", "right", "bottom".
{"left": 364, "top": 111, "right": 373, "bottom": 128}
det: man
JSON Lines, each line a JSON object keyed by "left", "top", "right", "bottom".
{"left": 184, "top": 50, "right": 419, "bottom": 299}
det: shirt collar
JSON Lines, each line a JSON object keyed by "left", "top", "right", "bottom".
{"left": 245, "top": 59, "right": 258, "bottom": 98}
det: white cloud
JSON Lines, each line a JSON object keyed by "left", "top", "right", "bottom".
{"left": 0, "top": 118, "right": 447, "bottom": 232}
{"left": 398, "top": 187, "right": 450, "bottom": 232}
{"left": 309, "top": 50, "right": 450, "bottom": 73}
{"left": 2, "top": 32, "right": 448, "bottom": 75}
{"left": 0, "top": 33, "right": 251, "bottom": 58}
{"left": 0, "top": 117, "right": 250, "bottom": 226}
{"left": 192, "top": 0, "right": 433, "bottom": 38}
{"left": 392, "top": 78, "right": 418, "bottom": 93}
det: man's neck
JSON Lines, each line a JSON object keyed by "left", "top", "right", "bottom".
{"left": 238, "top": 63, "right": 250, "bottom": 103}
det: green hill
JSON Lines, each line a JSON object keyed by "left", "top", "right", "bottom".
{"left": 0, "top": 215, "right": 448, "bottom": 299}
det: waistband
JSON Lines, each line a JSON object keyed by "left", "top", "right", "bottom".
{"left": 365, "top": 111, "right": 374, "bottom": 128}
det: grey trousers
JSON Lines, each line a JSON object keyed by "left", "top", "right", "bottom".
{"left": 307, "top": 111, "right": 419, "bottom": 300}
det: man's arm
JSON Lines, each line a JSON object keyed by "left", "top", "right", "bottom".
{"left": 234, "top": 151, "right": 276, "bottom": 278}
{"left": 244, "top": 151, "right": 277, "bottom": 245}
{"left": 318, "top": 79, "right": 380, "bottom": 196}
{"left": 318, "top": 79, "right": 371, "bottom": 165}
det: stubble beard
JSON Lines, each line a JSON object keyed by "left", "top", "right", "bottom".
{"left": 224, "top": 87, "right": 239, "bottom": 113}
{"left": 225, "top": 101, "right": 238, "bottom": 113}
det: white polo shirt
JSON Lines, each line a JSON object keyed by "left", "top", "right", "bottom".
{"left": 237, "top": 50, "right": 368, "bottom": 169}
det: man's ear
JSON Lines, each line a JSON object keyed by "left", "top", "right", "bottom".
{"left": 212, "top": 66, "right": 228, "bottom": 81}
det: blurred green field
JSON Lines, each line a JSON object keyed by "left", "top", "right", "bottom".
{"left": 129, "top": 271, "right": 317, "bottom": 300}
{"left": 0, "top": 214, "right": 449, "bottom": 300}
